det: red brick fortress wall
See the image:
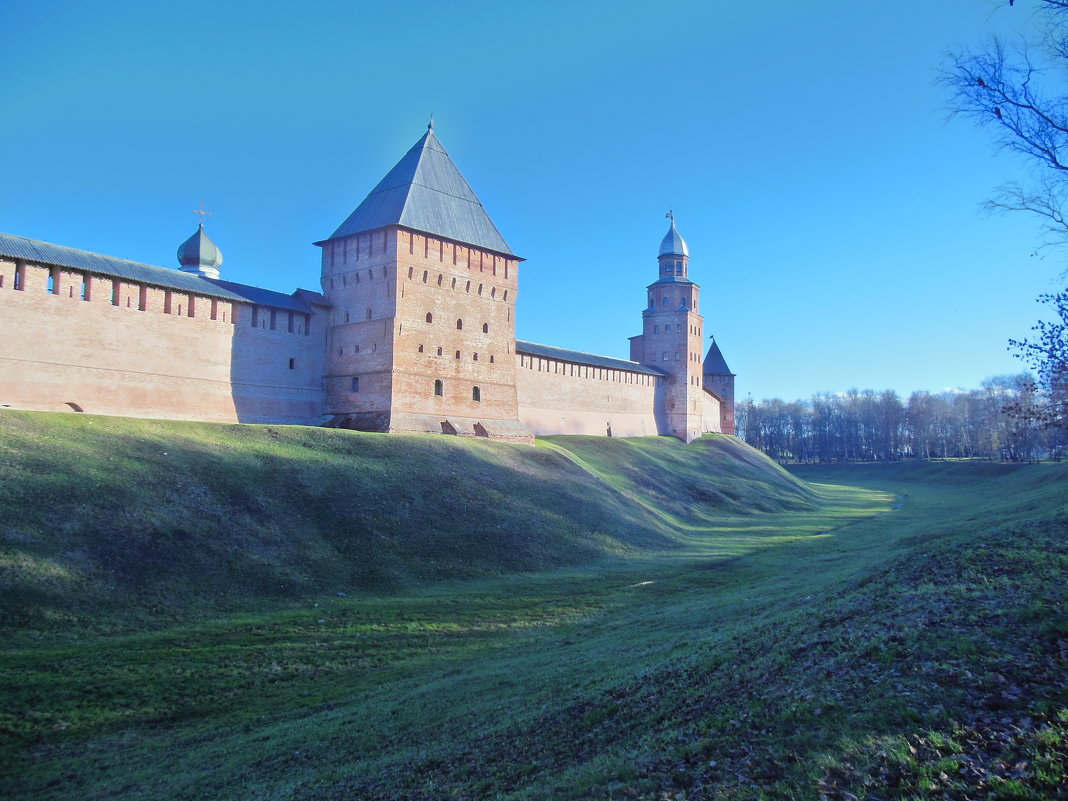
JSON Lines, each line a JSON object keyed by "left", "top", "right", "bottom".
{"left": 0, "top": 258, "right": 325, "bottom": 423}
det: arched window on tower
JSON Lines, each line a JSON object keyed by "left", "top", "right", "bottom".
{"left": 426, "top": 312, "right": 433, "bottom": 323}
{"left": 434, "top": 379, "right": 443, "bottom": 396}
{"left": 654, "top": 325, "right": 659, "bottom": 334}
{"left": 662, "top": 296, "right": 669, "bottom": 306}
{"left": 472, "top": 386, "right": 481, "bottom": 402}
{"left": 482, "top": 323, "right": 488, "bottom": 333}
{"left": 456, "top": 319, "right": 463, "bottom": 330}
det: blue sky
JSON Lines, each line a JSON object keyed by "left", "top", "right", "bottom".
{"left": 1, "top": 0, "right": 1060, "bottom": 402}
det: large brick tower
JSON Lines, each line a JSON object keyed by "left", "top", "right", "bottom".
{"left": 315, "top": 125, "right": 532, "bottom": 442}
{"left": 629, "top": 216, "right": 708, "bottom": 442}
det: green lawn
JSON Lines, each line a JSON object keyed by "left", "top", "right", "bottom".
{"left": 1, "top": 413, "right": 1065, "bottom": 799}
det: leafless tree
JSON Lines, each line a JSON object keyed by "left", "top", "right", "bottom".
{"left": 946, "top": 0, "right": 1068, "bottom": 260}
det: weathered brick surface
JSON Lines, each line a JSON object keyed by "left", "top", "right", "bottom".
{"left": 515, "top": 353, "right": 661, "bottom": 437}
{"left": 0, "top": 260, "right": 326, "bottom": 423}
{"left": 319, "top": 228, "right": 530, "bottom": 442}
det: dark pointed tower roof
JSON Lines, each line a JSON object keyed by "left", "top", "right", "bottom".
{"left": 703, "top": 338, "right": 734, "bottom": 376}
{"left": 322, "top": 126, "right": 514, "bottom": 256}
{"left": 177, "top": 224, "right": 223, "bottom": 279}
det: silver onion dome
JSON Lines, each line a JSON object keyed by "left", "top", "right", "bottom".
{"left": 658, "top": 218, "right": 689, "bottom": 257}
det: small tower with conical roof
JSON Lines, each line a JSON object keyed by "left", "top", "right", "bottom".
{"left": 703, "top": 337, "right": 736, "bottom": 435}
{"left": 177, "top": 224, "right": 223, "bottom": 280}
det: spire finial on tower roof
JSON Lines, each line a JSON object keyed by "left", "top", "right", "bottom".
{"left": 659, "top": 211, "right": 689, "bottom": 257}
{"left": 192, "top": 201, "right": 211, "bottom": 229}
{"left": 428, "top": 114, "right": 434, "bottom": 131}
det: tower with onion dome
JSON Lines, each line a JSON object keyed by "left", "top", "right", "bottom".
{"left": 629, "top": 214, "right": 732, "bottom": 441}
{"left": 177, "top": 224, "right": 223, "bottom": 280}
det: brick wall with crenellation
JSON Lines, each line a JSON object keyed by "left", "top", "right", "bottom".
{"left": 0, "top": 258, "right": 326, "bottom": 423}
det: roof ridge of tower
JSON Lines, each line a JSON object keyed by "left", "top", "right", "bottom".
{"left": 320, "top": 128, "right": 515, "bottom": 256}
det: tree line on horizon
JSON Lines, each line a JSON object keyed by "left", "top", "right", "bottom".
{"left": 742, "top": 1, "right": 1068, "bottom": 465}
{"left": 736, "top": 374, "right": 1065, "bottom": 463}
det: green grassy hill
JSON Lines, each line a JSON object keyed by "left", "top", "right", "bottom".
{"left": 1, "top": 411, "right": 1065, "bottom": 801}
{"left": 0, "top": 411, "right": 813, "bottom": 634}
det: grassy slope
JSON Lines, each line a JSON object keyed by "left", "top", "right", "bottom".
{"left": 1, "top": 412, "right": 1066, "bottom": 800}
{"left": 0, "top": 411, "right": 812, "bottom": 635}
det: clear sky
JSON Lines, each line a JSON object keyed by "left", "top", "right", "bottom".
{"left": 1, "top": 0, "right": 1060, "bottom": 402}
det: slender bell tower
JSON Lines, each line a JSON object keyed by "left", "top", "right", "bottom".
{"left": 629, "top": 214, "right": 707, "bottom": 442}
